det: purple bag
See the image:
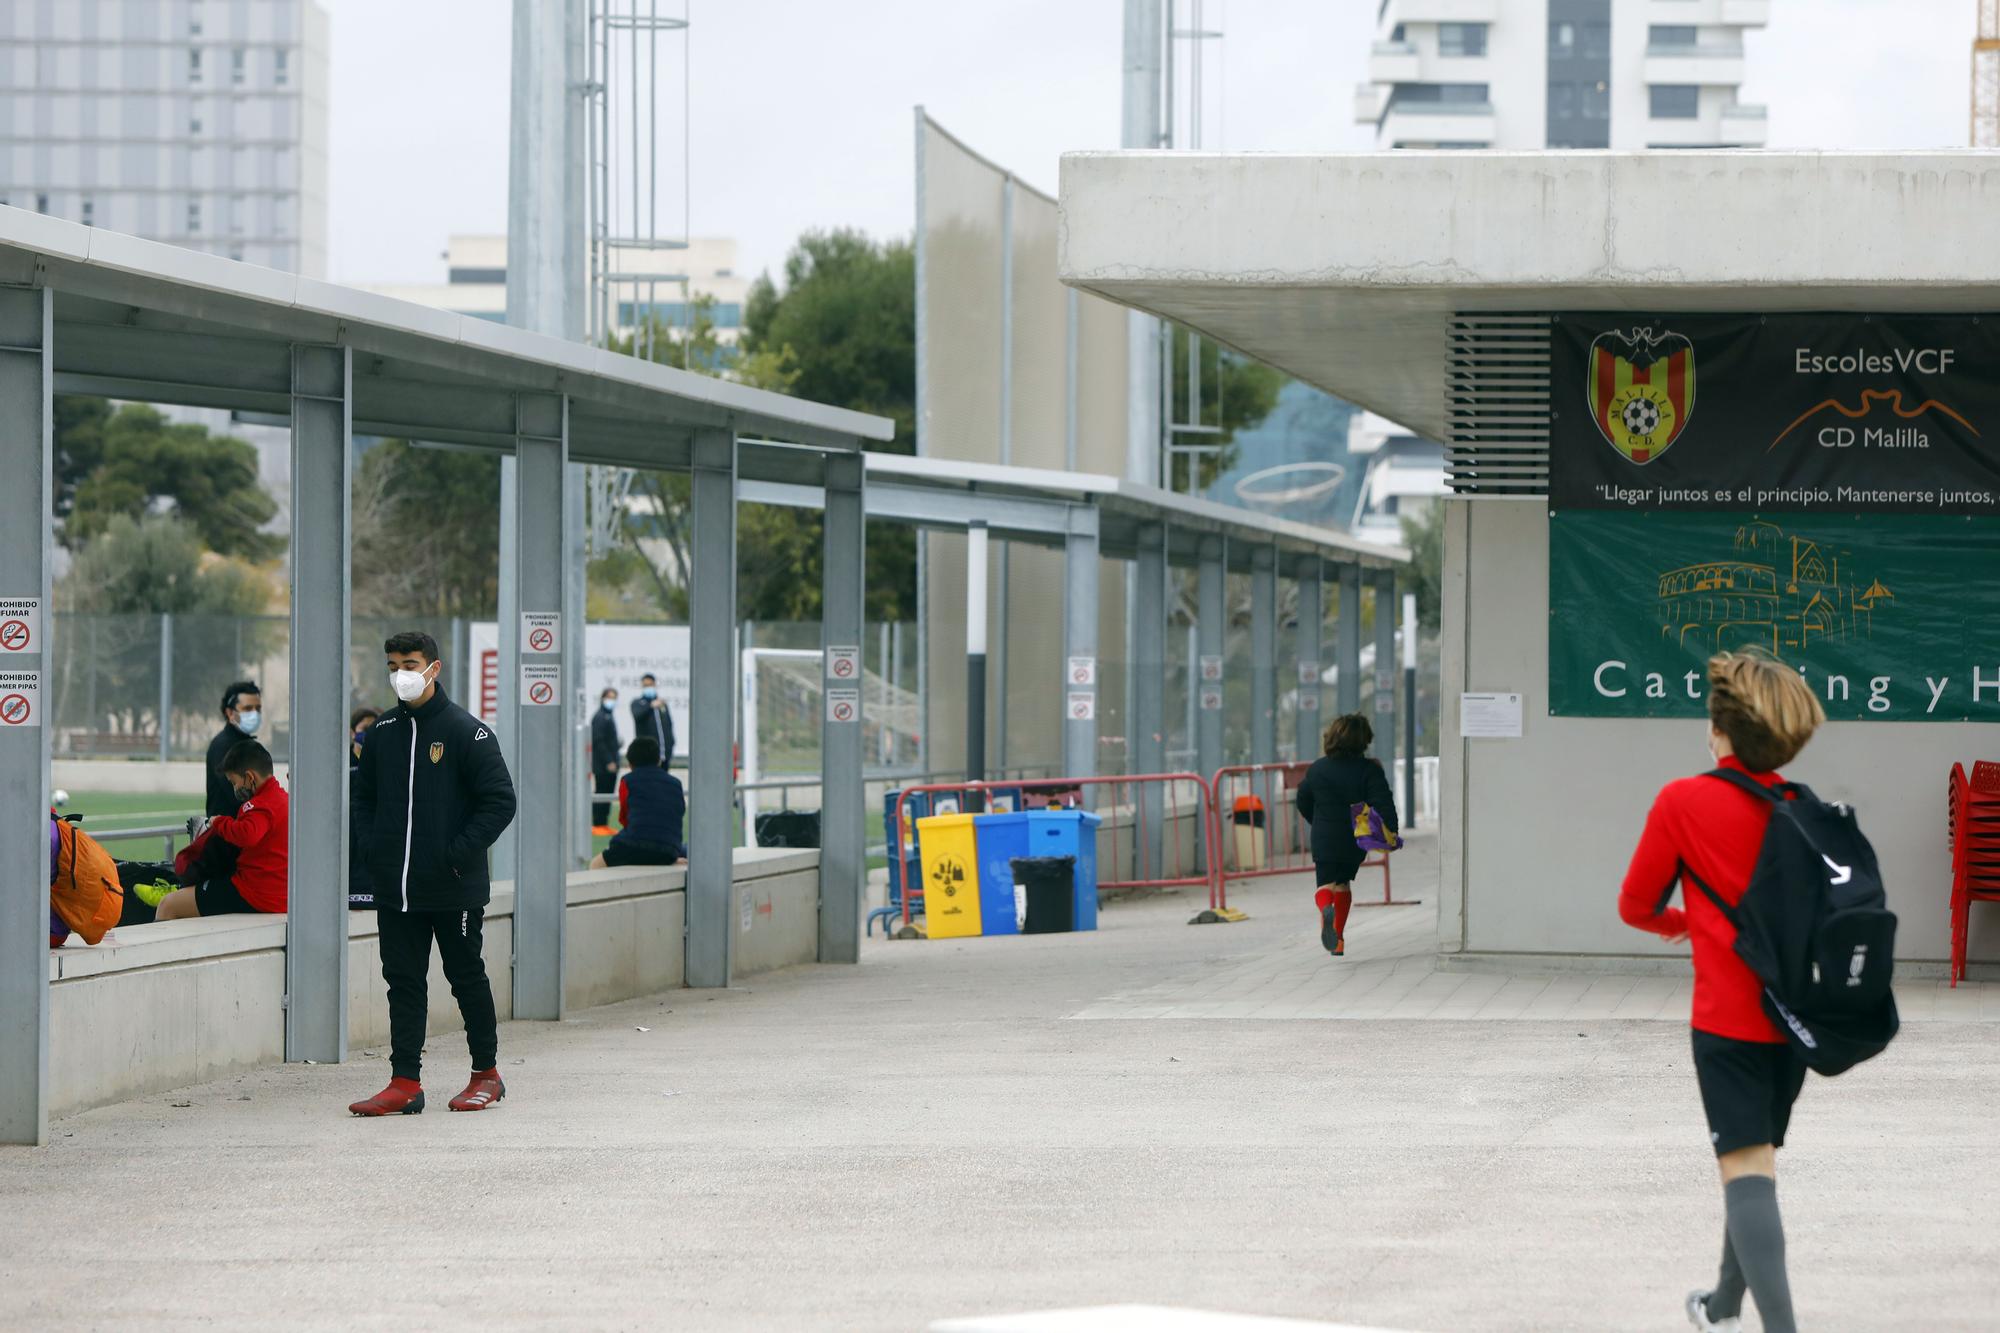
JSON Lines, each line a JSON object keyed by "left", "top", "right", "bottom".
{"left": 1350, "top": 802, "right": 1400, "bottom": 853}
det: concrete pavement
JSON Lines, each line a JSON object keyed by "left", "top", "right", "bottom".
{"left": 4, "top": 833, "right": 1998, "bottom": 1331}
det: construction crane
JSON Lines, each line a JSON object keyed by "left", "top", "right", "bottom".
{"left": 1978, "top": 0, "right": 2000, "bottom": 147}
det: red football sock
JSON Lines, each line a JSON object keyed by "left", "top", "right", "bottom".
{"left": 1333, "top": 887, "right": 1354, "bottom": 936}
{"left": 1314, "top": 887, "right": 1334, "bottom": 912}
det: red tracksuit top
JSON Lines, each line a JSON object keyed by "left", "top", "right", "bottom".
{"left": 210, "top": 775, "right": 289, "bottom": 914}
{"left": 1619, "top": 755, "right": 1784, "bottom": 1044}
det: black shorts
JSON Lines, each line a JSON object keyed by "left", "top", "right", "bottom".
{"left": 1314, "top": 854, "right": 1364, "bottom": 888}
{"left": 602, "top": 838, "right": 681, "bottom": 868}
{"left": 193, "top": 877, "right": 259, "bottom": 918}
{"left": 1692, "top": 1028, "right": 1807, "bottom": 1157}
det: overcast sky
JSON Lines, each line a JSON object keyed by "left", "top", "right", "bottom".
{"left": 325, "top": 0, "right": 1977, "bottom": 287}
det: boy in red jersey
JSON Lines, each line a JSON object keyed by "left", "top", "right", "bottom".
{"left": 1620, "top": 651, "right": 1825, "bottom": 1333}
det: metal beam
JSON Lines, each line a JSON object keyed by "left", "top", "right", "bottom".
{"left": 1337, "top": 564, "right": 1362, "bottom": 717}
{"left": 1373, "top": 569, "right": 1398, "bottom": 772}
{"left": 1250, "top": 545, "right": 1277, "bottom": 765}
{"left": 285, "top": 344, "right": 352, "bottom": 1064}
{"left": 686, "top": 429, "right": 737, "bottom": 987}
{"left": 1132, "top": 523, "right": 1167, "bottom": 871}
{"left": 1195, "top": 535, "right": 1224, "bottom": 780}
{"left": 1062, "top": 506, "right": 1100, "bottom": 782}
{"left": 737, "top": 476, "right": 1075, "bottom": 544}
{"left": 0, "top": 285, "right": 52, "bottom": 1145}
{"left": 510, "top": 392, "right": 570, "bottom": 1020}
{"left": 819, "top": 452, "right": 866, "bottom": 965}
{"left": 1295, "top": 557, "right": 1323, "bottom": 762}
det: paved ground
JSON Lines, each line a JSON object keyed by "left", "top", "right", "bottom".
{"left": 5, "top": 833, "right": 1999, "bottom": 1331}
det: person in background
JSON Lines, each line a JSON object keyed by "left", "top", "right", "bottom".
{"left": 1294, "top": 713, "right": 1398, "bottom": 958}
{"left": 589, "top": 736, "right": 685, "bottom": 869}
{"left": 1619, "top": 652, "right": 1824, "bottom": 1333}
{"left": 630, "top": 673, "right": 674, "bottom": 767}
{"left": 349, "top": 707, "right": 380, "bottom": 910}
{"left": 206, "top": 681, "right": 262, "bottom": 818}
{"left": 591, "top": 687, "right": 621, "bottom": 833}
{"left": 153, "top": 740, "right": 289, "bottom": 921}
{"left": 349, "top": 630, "right": 517, "bottom": 1117}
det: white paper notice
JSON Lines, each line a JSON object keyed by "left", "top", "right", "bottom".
{"left": 1460, "top": 692, "right": 1523, "bottom": 739}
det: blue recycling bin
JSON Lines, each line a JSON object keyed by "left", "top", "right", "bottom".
{"left": 1025, "top": 810, "right": 1102, "bottom": 931}
{"left": 972, "top": 812, "right": 1030, "bottom": 936}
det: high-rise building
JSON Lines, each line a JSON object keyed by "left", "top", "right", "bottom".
{"left": 1356, "top": 0, "right": 1771, "bottom": 151}
{"left": 0, "top": 0, "right": 330, "bottom": 276}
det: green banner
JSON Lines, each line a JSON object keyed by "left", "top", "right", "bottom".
{"left": 1549, "top": 510, "right": 2000, "bottom": 722}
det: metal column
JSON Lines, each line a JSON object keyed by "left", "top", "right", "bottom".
{"left": 1250, "top": 545, "right": 1277, "bottom": 765}
{"left": 286, "top": 345, "right": 352, "bottom": 1064}
{"left": 567, "top": 468, "right": 588, "bottom": 867}
{"left": 0, "top": 286, "right": 52, "bottom": 1145}
{"left": 511, "top": 392, "right": 570, "bottom": 1020}
{"left": 1131, "top": 524, "right": 1167, "bottom": 871}
{"left": 1373, "top": 569, "right": 1398, "bottom": 771}
{"left": 965, "top": 521, "right": 989, "bottom": 785}
{"left": 686, "top": 430, "right": 737, "bottom": 988}
{"left": 1336, "top": 564, "right": 1362, "bottom": 716}
{"left": 819, "top": 453, "right": 865, "bottom": 965}
{"left": 1062, "top": 507, "right": 1100, "bottom": 782}
{"left": 1195, "top": 535, "right": 1223, "bottom": 780}
{"left": 1295, "top": 557, "right": 1323, "bottom": 762}
{"left": 493, "top": 458, "right": 518, "bottom": 882}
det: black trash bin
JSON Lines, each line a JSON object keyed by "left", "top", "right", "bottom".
{"left": 754, "top": 810, "right": 822, "bottom": 849}
{"left": 1011, "top": 855, "right": 1076, "bottom": 934}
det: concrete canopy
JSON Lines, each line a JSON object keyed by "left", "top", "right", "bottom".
{"left": 1057, "top": 151, "right": 2000, "bottom": 440}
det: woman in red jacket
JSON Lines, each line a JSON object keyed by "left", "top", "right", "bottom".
{"left": 1619, "top": 651, "right": 1823, "bottom": 1333}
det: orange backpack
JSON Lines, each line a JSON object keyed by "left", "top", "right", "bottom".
{"left": 51, "top": 818, "right": 125, "bottom": 946}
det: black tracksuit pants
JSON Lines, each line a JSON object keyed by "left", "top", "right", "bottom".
{"left": 592, "top": 769, "right": 616, "bottom": 825}
{"left": 376, "top": 907, "right": 499, "bottom": 1082}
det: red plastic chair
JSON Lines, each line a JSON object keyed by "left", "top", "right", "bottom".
{"left": 1950, "top": 763, "right": 2000, "bottom": 986}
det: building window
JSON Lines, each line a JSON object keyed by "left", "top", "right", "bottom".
{"left": 274, "top": 49, "right": 290, "bottom": 87}
{"left": 1389, "top": 82, "right": 1490, "bottom": 108}
{"left": 1650, "top": 25, "right": 1699, "bottom": 47}
{"left": 1651, "top": 85, "right": 1700, "bottom": 118}
{"left": 1437, "top": 23, "right": 1488, "bottom": 58}
{"left": 1550, "top": 21, "right": 1574, "bottom": 54}
{"left": 81, "top": 198, "right": 93, "bottom": 226}
{"left": 187, "top": 200, "right": 201, "bottom": 233}
{"left": 36, "top": 193, "right": 49, "bottom": 214}
{"left": 189, "top": 48, "right": 202, "bottom": 82}
{"left": 191, "top": 116, "right": 203, "bottom": 134}
{"left": 231, "top": 49, "right": 246, "bottom": 86}
{"left": 229, "top": 246, "right": 244, "bottom": 262}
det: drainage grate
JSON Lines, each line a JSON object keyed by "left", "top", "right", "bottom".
{"left": 1446, "top": 314, "right": 1552, "bottom": 497}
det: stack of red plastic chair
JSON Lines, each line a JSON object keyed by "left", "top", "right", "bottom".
{"left": 1948, "top": 761, "right": 2000, "bottom": 986}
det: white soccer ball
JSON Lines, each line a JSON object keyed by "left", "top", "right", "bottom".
{"left": 52, "top": 788, "right": 70, "bottom": 807}
{"left": 1621, "top": 397, "right": 1661, "bottom": 435}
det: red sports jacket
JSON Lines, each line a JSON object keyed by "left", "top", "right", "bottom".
{"left": 210, "top": 775, "right": 289, "bottom": 914}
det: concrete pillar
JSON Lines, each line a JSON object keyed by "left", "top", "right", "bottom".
{"left": 1250, "top": 545, "right": 1277, "bottom": 765}
{"left": 818, "top": 453, "right": 865, "bottom": 965}
{"left": 1337, "top": 564, "right": 1361, "bottom": 717}
{"left": 1132, "top": 524, "right": 1167, "bottom": 872}
{"left": 965, "top": 521, "right": 989, "bottom": 784}
{"left": 1062, "top": 507, "right": 1100, "bottom": 783}
{"left": 510, "top": 394, "right": 570, "bottom": 1020}
{"left": 1373, "top": 569, "right": 1398, "bottom": 772}
{"left": 1295, "top": 557, "right": 1323, "bottom": 762}
{"left": 494, "top": 458, "right": 518, "bottom": 882}
{"left": 567, "top": 466, "right": 589, "bottom": 868}
{"left": 686, "top": 429, "right": 737, "bottom": 988}
{"left": 0, "top": 285, "right": 52, "bottom": 1145}
{"left": 285, "top": 344, "right": 352, "bottom": 1064}
{"left": 1195, "top": 535, "right": 1224, "bottom": 779}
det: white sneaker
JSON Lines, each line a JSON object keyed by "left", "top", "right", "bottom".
{"left": 1686, "top": 1289, "right": 1742, "bottom": 1332}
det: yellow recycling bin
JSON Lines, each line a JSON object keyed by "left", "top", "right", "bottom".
{"left": 916, "top": 813, "right": 983, "bottom": 938}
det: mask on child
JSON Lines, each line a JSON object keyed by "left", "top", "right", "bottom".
{"left": 231, "top": 782, "right": 257, "bottom": 804}
{"left": 390, "top": 665, "right": 433, "bottom": 702}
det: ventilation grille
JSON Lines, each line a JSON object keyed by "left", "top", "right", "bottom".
{"left": 1446, "top": 313, "right": 1551, "bottom": 497}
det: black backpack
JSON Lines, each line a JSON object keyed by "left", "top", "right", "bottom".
{"left": 1683, "top": 769, "right": 1900, "bottom": 1076}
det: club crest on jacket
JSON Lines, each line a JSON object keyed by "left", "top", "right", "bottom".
{"left": 430, "top": 741, "right": 444, "bottom": 764}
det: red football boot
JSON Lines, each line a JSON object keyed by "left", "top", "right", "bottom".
{"left": 449, "top": 1068, "right": 506, "bottom": 1112}
{"left": 348, "top": 1077, "right": 425, "bottom": 1116}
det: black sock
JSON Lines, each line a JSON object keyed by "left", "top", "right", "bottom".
{"left": 1723, "top": 1174, "right": 1795, "bottom": 1333}
{"left": 1706, "top": 1227, "right": 1746, "bottom": 1319}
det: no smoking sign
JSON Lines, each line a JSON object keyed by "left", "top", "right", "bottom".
{"left": 826, "top": 687, "right": 860, "bottom": 724}
{"left": 0, "top": 669, "right": 40, "bottom": 727}
{"left": 827, "top": 646, "right": 860, "bottom": 681}
{"left": 520, "top": 611, "right": 561, "bottom": 655}
{"left": 0, "top": 597, "right": 40, "bottom": 655}
{"left": 522, "top": 664, "right": 561, "bottom": 706}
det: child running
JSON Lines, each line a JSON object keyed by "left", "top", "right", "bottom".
{"left": 1293, "top": 712, "right": 1397, "bottom": 956}
{"left": 1619, "top": 651, "right": 1822, "bottom": 1333}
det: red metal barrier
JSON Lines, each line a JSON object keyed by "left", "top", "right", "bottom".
{"left": 1207, "top": 762, "right": 1411, "bottom": 910}
{"left": 893, "top": 773, "right": 1217, "bottom": 925}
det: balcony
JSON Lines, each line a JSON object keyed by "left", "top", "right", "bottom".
{"left": 1379, "top": 100, "right": 1496, "bottom": 148}
{"left": 1643, "top": 40, "right": 1746, "bottom": 88}
{"left": 1719, "top": 101, "right": 1769, "bottom": 145}
{"left": 1354, "top": 82, "right": 1389, "bottom": 126}
{"left": 1383, "top": 0, "right": 1498, "bottom": 20}
{"left": 1720, "top": 0, "right": 1771, "bottom": 23}
{"left": 1369, "top": 39, "right": 1422, "bottom": 84}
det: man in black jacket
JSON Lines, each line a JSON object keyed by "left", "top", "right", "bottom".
{"left": 630, "top": 673, "right": 674, "bottom": 767}
{"left": 205, "top": 681, "right": 263, "bottom": 817}
{"left": 348, "top": 631, "right": 517, "bottom": 1117}
{"left": 590, "top": 687, "right": 621, "bottom": 829}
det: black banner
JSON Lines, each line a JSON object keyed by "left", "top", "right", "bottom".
{"left": 1550, "top": 314, "right": 2000, "bottom": 514}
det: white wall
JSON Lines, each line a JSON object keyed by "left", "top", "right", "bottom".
{"left": 1440, "top": 498, "right": 1999, "bottom": 966}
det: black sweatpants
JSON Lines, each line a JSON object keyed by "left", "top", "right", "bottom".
{"left": 377, "top": 907, "right": 498, "bottom": 1082}
{"left": 592, "top": 769, "right": 617, "bottom": 826}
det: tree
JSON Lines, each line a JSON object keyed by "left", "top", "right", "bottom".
{"left": 61, "top": 513, "right": 271, "bottom": 616}
{"left": 59, "top": 400, "right": 283, "bottom": 560}
{"left": 350, "top": 440, "right": 502, "bottom": 619}
{"left": 1163, "top": 328, "right": 1286, "bottom": 494}
{"left": 1399, "top": 500, "right": 1445, "bottom": 632}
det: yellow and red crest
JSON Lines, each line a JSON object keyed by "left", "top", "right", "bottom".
{"left": 1587, "top": 327, "right": 1697, "bottom": 465}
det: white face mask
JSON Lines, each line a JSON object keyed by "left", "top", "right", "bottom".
{"left": 390, "top": 665, "right": 433, "bottom": 702}
{"left": 235, "top": 709, "right": 261, "bottom": 736}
